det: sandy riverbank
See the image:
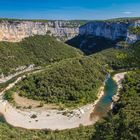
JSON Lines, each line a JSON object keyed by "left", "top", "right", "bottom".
{"left": 111, "top": 72, "right": 127, "bottom": 108}
{"left": 0, "top": 72, "right": 126, "bottom": 130}
{"left": 113, "top": 72, "right": 127, "bottom": 90}
{"left": 0, "top": 79, "right": 105, "bottom": 130}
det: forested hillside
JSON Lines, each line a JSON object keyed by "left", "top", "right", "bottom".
{"left": 93, "top": 70, "right": 140, "bottom": 140}
{"left": 9, "top": 41, "right": 140, "bottom": 107}
{"left": 0, "top": 35, "right": 82, "bottom": 75}
{"left": 14, "top": 56, "right": 107, "bottom": 107}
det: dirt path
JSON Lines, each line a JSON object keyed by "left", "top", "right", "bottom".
{"left": 0, "top": 65, "right": 38, "bottom": 84}
{"left": 14, "top": 93, "right": 58, "bottom": 109}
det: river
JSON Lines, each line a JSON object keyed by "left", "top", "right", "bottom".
{"left": 0, "top": 76, "right": 117, "bottom": 125}
{"left": 91, "top": 77, "right": 117, "bottom": 119}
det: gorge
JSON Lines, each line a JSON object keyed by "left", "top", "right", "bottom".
{"left": 0, "top": 17, "right": 140, "bottom": 140}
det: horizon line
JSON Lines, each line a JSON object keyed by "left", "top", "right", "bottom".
{"left": 0, "top": 16, "right": 140, "bottom": 21}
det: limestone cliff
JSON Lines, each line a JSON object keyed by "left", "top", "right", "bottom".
{"left": 79, "top": 20, "right": 140, "bottom": 43}
{"left": 79, "top": 21, "right": 130, "bottom": 40}
{"left": 0, "top": 20, "right": 79, "bottom": 42}
{"left": 0, "top": 19, "right": 140, "bottom": 43}
{"left": 47, "top": 21, "right": 79, "bottom": 41}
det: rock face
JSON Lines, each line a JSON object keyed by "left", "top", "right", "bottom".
{"left": 0, "top": 20, "right": 80, "bottom": 42}
{"left": 0, "top": 19, "right": 140, "bottom": 43}
{"left": 0, "top": 21, "right": 47, "bottom": 42}
{"left": 126, "top": 32, "right": 140, "bottom": 44}
{"left": 79, "top": 20, "right": 140, "bottom": 43}
{"left": 79, "top": 21, "right": 131, "bottom": 40}
{"left": 126, "top": 20, "right": 140, "bottom": 43}
{"left": 47, "top": 21, "right": 79, "bottom": 41}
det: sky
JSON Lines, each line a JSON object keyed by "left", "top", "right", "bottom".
{"left": 0, "top": 0, "right": 140, "bottom": 20}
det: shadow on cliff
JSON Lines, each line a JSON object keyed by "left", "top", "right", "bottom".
{"left": 66, "top": 35, "right": 123, "bottom": 55}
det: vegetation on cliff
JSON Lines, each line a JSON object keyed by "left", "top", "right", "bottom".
{"left": 129, "top": 26, "right": 140, "bottom": 35}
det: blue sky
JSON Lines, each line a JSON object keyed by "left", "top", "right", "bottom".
{"left": 0, "top": 0, "right": 140, "bottom": 20}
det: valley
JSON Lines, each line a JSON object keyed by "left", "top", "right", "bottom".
{"left": 0, "top": 17, "right": 140, "bottom": 140}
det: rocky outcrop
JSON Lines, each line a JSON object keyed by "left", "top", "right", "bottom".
{"left": 0, "top": 20, "right": 79, "bottom": 42}
{"left": 0, "top": 21, "right": 47, "bottom": 42}
{"left": 126, "top": 32, "right": 140, "bottom": 44}
{"left": 47, "top": 21, "right": 79, "bottom": 41}
{"left": 126, "top": 20, "right": 140, "bottom": 43}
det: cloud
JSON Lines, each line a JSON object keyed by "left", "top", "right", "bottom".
{"left": 123, "top": 11, "right": 132, "bottom": 14}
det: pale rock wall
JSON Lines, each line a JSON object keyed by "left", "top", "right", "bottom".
{"left": 0, "top": 19, "right": 140, "bottom": 43}
{"left": 0, "top": 20, "right": 79, "bottom": 42}
{"left": 0, "top": 21, "right": 48, "bottom": 42}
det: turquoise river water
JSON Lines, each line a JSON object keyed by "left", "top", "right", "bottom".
{"left": 91, "top": 77, "right": 117, "bottom": 118}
